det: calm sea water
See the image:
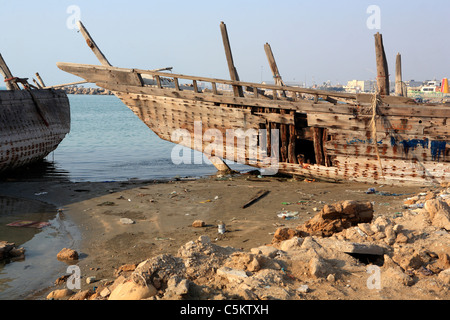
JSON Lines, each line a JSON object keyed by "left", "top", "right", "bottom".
{"left": 0, "top": 93, "right": 251, "bottom": 300}
{"left": 49, "top": 94, "right": 249, "bottom": 182}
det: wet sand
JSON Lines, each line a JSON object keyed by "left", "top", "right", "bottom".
{"left": 0, "top": 173, "right": 429, "bottom": 299}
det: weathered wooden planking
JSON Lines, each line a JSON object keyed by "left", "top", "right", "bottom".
{"left": 277, "top": 156, "right": 448, "bottom": 186}
{"left": 326, "top": 130, "right": 449, "bottom": 162}
{"left": 307, "top": 113, "right": 449, "bottom": 137}
{"left": 0, "top": 90, "right": 70, "bottom": 172}
{"left": 56, "top": 63, "right": 450, "bottom": 118}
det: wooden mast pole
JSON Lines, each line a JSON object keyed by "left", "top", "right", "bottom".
{"left": 264, "top": 43, "right": 285, "bottom": 87}
{"left": 76, "top": 20, "right": 112, "bottom": 67}
{"left": 0, "top": 54, "right": 20, "bottom": 90}
{"left": 35, "top": 72, "right": 46, "bottom": 88}
{"left": 395, "top": 53, "right": 403, "bottom": 96}
{"left": 374, "top": 32, "right": 390, "bottom": 95}
{"left": 220, "top": 22, "right": 244, "bottom": 97}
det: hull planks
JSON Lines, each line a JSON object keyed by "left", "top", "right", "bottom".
{"left": 56, "top": 21, "right": 449, "bottom": 186}
{"left": 0, "top": 89, "right": 70, "bottom": 172}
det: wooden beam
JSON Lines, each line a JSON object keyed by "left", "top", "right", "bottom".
{"left": 0, "top": 54, "right": 20, "bottom": 90}
{"left": 44, "top": 80, "right": 89, "bottom": 89}
{"left": 35, "top": 72, "right": 46, "bottom": 87}
{"left": 220, "top": 22, "right": 244, "bottom": 97}
{"left": 374, "top": 32, "right": 390, "bottom": 95}
{"left": 208, "top": 156, "right": 232, "bottom": 172}
{"left": 56, "top": 62, "right": 359, "bottom": 100}
{"left": 395, "top": 53, "right": 403, "bottom": 96}
{"left": 264, "top": 43, "right": 286, "bottom": 95}
{"left": 76, "top": 20, "right": 112, "bottom": 66}
{"left": 33, "top": 79, "right": 43, "bottom": 89}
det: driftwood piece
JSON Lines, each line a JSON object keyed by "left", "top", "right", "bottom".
{"left": 242, "top": 190, "right": 270, "bottom": 209}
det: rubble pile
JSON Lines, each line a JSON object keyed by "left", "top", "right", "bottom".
{"left": 0, "top": 241, "right": 25, "bottom": 262}
{"left": 47, "top": 186, "right": 450, "bottom": 300}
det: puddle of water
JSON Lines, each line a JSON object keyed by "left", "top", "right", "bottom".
{"left": 0, "top": 196, "right": 81, "bottom": 300}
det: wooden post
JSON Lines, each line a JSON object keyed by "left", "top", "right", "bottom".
{"left": 35, "top": 72, "right": 46, "bottom": 88}
{"left": 220, "top": 22, "right": 244, "bottom": 97}
{"left": 313, "top": 127, "right": 325, "bottom": 165}
{"left": 0, "top": 54, "right": 20, "bottom": 90}
{"left": 374, "top": 32, "right": 390, "bottom": 95}
{"left": 395, "top": 53, "right": 403, "bottom": 96}
{"left": 33, "top": 79, "right": 43, "bottom": 89}
{"left": 208, "top": 155, "right": 232, "bottom": 173}
{"left": 44, "top": 80, "right": 89, "bottom": 89}
{"left": 76, "top": 20, "right": 112, "bottom": 66}
{"left": 264, "top": 43, "right": 286, "bottom": 93}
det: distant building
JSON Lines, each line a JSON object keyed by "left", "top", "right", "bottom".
{"left": 405, "top": 80, "right": 423, "bottom": 88}
{"left": 344, "top": 80, "right": 377, "bottom": 93}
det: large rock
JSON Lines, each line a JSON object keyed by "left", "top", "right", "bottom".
{"left": 47, "top": 289, "right": 73, "bottom": 300}
{"left": 0, "top": 241, "right": 24, "bottom": 261}
{"left": 438, "top": 268, "right": 450, "bottom": 285}
{"left": 297, "top": 200, "right": 374, "bottom": 237}
{"left": 108, "top": 280, "right": 157, "bottom": 300}
{"left": 272, "top": 227, "right": 303, "bottom": 243}
{"left": 57, "top": 248, "right": 79, "bottom": 261}
{"left": 424, "top": 199, "right": 450, "bottom": 231}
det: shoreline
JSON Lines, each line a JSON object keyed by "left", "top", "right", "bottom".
{"left": 1, "top": 173, "right": 449, "bottom": 300}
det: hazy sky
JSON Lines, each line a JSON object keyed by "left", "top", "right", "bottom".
{"left": 1, "top": 0, "right": 449, "bottom": 87}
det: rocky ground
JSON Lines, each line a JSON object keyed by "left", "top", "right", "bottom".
{"left": 44, "top": 178, "right": 450, "bottom": 301}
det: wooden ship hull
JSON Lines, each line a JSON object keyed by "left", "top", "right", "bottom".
{"left": 0, "top": 56, "right": 70, "bottom": 173}
{"left": 57, "top": 21, "right": 449, "bottom": 186}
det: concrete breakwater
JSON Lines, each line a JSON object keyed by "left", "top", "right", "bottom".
{"left": 60, "top": 86, "right": 113, "bottom": 95}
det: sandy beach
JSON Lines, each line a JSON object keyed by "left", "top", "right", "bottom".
{"left": 4, "top": 171, "right": 449, "bottom": 301}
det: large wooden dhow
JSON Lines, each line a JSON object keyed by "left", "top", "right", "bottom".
{"left": 0, "top": 55, "right": 70, "bottom": 173}
{"left": 57, "top": 21, "right": 449, "bottom": 186}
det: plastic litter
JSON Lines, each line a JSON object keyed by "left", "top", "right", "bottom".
{"left": 281, "top": 201, "right": 309, "bottom": 205}
{"left": 218, "top": 221, "right": 226, "bottom": 234}
{"left": 277, "top": 211, "right": 299, "bottom": 220}
{"left": 6, "top": 220, "right": 50, "bottom": 228}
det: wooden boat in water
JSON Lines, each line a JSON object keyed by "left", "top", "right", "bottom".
{"left": 57, "top": 21, "right": 449, "bottom": 186}
{"left": 0, "top": 55, "right": 70, "bottom": 173}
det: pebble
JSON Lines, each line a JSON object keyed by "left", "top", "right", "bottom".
{"left": 86, "top": 276, "right": 97, "bottom": 284}
{"left": 297, "top": 284, "right": 309, "bottom": 293}
{"left": 120, "top": 218, "right": 135, "bottom": 225}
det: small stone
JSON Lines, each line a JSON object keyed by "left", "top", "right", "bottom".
{"left": 438, "top": 268, "right": 450, "bottom": 285}
{"left": 327, "top": 274, "right": 336, "bottom": 282}
{"left": 217, "top": 267, "right": 248, "bottom": 282}
{"left": 297, "top": 285, "right": 309, "bottom": 293}
{"left": 250, "top": 245, "right": 279, "bottom": 258}
{"left": 309, "top": 256, "right": 330, "bottom": 278}
{"left": 120, "top": 218, "right": 135, "bottom": 225}
{"left": 100, "top": 287, "right": 111, "bottom": 298}
{"left": 86, "top": 276, "right": 97, "bottom": 284}
{"left": 47, "top": 288, "right": 73, "bottom": 300}
{"left": 279, "top": 237, "right": 303, "bottom": 251}
{"left": 192, "top": 220, "right": 205, "bottom": 228}
{"left": 167, "top": 276, "right": 190, "bottom": 296}
{"left": 57, "top": 248, "right": 79, "bottom": 261}
{"left": 395, "top": 232, "right": 409, "bottom": 244}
